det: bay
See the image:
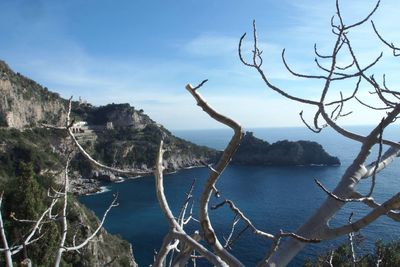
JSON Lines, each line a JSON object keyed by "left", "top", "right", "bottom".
{"left": 80, "top": 125, "right": 400, "bottom": 266}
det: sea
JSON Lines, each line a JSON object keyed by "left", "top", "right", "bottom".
{"left": 79, "top": 126, "right": 400, "bottom": 266}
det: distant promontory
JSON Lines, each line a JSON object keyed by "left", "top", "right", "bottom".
{"left": 232, "top": 132, "right": 340, "bottom": 166}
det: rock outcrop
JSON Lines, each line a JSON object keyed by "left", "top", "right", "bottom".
{"left": 70, "top": 105, "right": 219, "bottom": 178}
{"left": 232, "top": 132, "right": 340, "bottom": 166}
{"left": 76, "top": 103, "right": 153, "bottom": 129}
{"left": 0, "top": 60, "right": 219, "bottom": 180}
{"left": 0, "top": 60, "right": 67, "bottom": 128}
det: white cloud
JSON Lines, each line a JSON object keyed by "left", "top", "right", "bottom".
{"left": 182, "top": 34, "right": 239, "bottom": 57}
{"left": 181, "top": 33, "right": 282, "bottom": 59}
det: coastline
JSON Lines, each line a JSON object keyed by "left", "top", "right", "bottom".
{"left": 84, "top": 185, "right": 111, "bottom": 195}
{"left": 76, "top": 164, "right": 208, "bottom": 196}
{"left": 75, "top": 160, "right": 341, "bottom": 197}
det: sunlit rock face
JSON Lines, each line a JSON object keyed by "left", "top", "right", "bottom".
{"left": 0, "top": 60, "right": 67, "bottom": 128}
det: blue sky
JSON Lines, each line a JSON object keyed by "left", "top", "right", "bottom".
{"left": 1, "top": 0, "right": 399, "bottom": 129}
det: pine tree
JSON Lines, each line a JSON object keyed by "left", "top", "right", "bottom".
{"left": 3, "top": 162, "right": 59, "bottom": 266}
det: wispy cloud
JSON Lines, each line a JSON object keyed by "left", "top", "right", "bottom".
{"left": 181, "top": 34, "right": 239, "bottom": 57}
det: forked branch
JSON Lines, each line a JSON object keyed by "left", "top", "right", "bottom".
{"left": 186, "top": 82, "right": 244, "bottom": 266}
{"left": 153, "top": 140, "right": 229, "bottom": 267}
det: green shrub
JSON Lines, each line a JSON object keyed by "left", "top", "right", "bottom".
{"left": 305, "top": 240, "right": 400, "bottom": 266}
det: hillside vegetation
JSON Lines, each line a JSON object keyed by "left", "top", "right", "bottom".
{"left": 0, "top": 60, "right": 220, "bottom": 265}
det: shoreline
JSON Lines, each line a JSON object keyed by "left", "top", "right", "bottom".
{"left": 84, "top": 185, "right": 111, "bottom": 196}
{"left": 77, "top": 162, "right": 341, "bottom": 196}
{"left": 78, "top": 164, "right": 207, "bottom": 196}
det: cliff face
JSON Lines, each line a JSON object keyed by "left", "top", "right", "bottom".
{"left": 74, "top": 120, "right": 218, "bottom": 184}
{"left": 76, "top": 103, "right": 154, "bottom": 129}
{"left": 0, "top": 61, "right": 67, "bottom": 128}
{"left": 0, "top": 60, "right": 218, "bottom": 178}
{"left": 70, "top": 103, "right": 218, "bottom": 179}
{"left": 232, "top": 132, "right": 340, "bottom": 166}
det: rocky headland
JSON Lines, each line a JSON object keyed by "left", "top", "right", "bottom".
{"left": 0, "top": 60, "right": 219, "bottom": 194}
{"left": 232, "top": 131, "right": 340, "bottom": 166}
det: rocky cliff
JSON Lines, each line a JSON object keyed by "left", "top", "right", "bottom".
{"left": 232, "top": 132, "right": 340, "bottom": 166}
{"left": 0, "top": 60, "right": 67, "bottom": 128}
{"left": 73, "top": 102, "right": 153, "bottom": 129}
{"left": 65, "top": 104, "right": 219, "bottom": 194}
{"left": 0, "top": 61, "right": 218, "bottom": 184}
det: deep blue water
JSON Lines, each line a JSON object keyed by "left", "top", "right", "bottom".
{"left": 80, "top": 126, "right": 400, "bottom": 266}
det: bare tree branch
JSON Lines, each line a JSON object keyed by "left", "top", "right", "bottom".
{"left": 212, "top": 200, "right": 274, "bottom": 240}
{"left": 0, "top": 190, "right": 59, "bottom": 267}
{"left": 325, "top": 192, "right": 400, "bottom": 238}
{"left": 186, "top": 83, "right": 244, "bottom": 266}
{"left": 348, "top": 213, "right": 357, "bottom": 267}
{"left": 237, "top": 2, "right": 400, "bottom": 265}
{"left": 53, "top": 155, "right": 119, "bottom": 267}
{"left": 363, "top": 146, "right": 400, "bottom": 178}
{"left": 337, "top": 0, "right": 381, "bottom": 30}
{"left": 0, "top": 192, "right": 13, "bottom": 267}
{"left": 365, "top": 122, "right": 384, "bottom": 197}
{"left": 355, "top": 97, "right": 392, "bottom": 110}
{"left": 352, "top": 191, "right": 400, "bottom": 222}
{"left": 371, "top": 20, "right": 400, "bottom": 56}
{"left": 239, "top": 24, "right": 320, "bottom": 106}
{"left": 153, "top": 140, "right": 229, "bottom": 267}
